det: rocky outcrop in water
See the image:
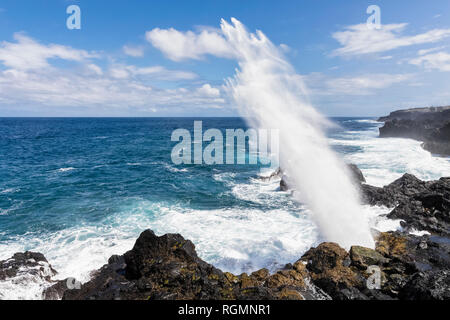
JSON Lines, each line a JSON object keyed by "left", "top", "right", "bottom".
{"left": 0, "top": 251, "right": 60, "bottom": 300}
{"left": 0, "top": 252, "right": 56, "bottom": 282}
{"left": 378, "top": 106, "right": 450, "bottom": 156}
{"left": 361, "top": 174, "right": 449, "bottom": 237}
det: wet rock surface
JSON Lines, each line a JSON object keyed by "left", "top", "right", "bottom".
{"left": 361, "top": 174, "right": 449, "bottom": 237}
{"left": 0, "top": 252, "right": 56, "bottom": 281}
{"left": 378, "top": 106, "right": 450, "bottom": 156}
{"left": 0, "top": 251, "right": 60, "bottom": 300}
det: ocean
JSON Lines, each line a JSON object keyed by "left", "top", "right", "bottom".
{"left": 1, "top": 117, "right": 450, "bottom": 299}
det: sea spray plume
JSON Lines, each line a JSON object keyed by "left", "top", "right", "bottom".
{"left": 221, "top": 18, "right": 375, "bottom": 249}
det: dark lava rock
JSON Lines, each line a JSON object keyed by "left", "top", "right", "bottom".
{"left": 348, "top": 164, "right": 366, "bottom": 183}
{"left": 349, "top": 246, "right": 388, "bottom": 269}
{"left": 378, "top": 106, "right": 450, "bottom": 156}
{"left": 0, "top": 252, "right": 56, "bottom": 281}
{"left": 296, "top": 232, "right": 450, "bottom": 300}
{"left": 30, "top": 229, "right": 447, "bottom": 301}
{"left": 300, "top": 242, "right": 365, "bottom": 300}
{"left": 63, "top": 229, "right": 324, "bottom": 300}
{"left": 361, "top": 174, "right": 449, "bottom": 236}
{"left": 280, "top": 176, "right": 289, "bottom": 191}
{"left": 43, "top": 279, "right": 73, "bottom": 300}
{"left": 361, "top": 173, "right": 430, "bottom": 207}
{"left": 399, "top": 270, "right": 450, "bottom": 300}
{"left": 0, "top": 251, "right": 62, "bottom": 300}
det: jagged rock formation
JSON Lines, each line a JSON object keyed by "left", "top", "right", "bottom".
{"left": 55, "top": 229, "right": 448, "bottom": 300}
{"left": 378, "top": 106, "right": 450, "bottom": 156}
{"left": 361, "top": 174, "right": 449, "bottom": 237}
{"left": 61, "top": 230, "right": 327, "bottom": 300}
{"left": 0, "top": 252, "right": 58, "bottom": 300}
{"left": 2, "top": 228, "right": 449, "bottom": 300}
{"left": 0, "top": 252, "right": 56, "bottom": 282}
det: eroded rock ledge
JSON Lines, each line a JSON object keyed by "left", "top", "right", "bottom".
{"left": 1, "top": 228, "right": 449, "bottom": 300}
{"left": 378, "top": 106, "right": 450, "bottom": 156}
{"left": 53, "top": 229, "right": 449, "bottom": 300}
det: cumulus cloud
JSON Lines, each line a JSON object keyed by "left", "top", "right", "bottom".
{"left": 145, "top": 27, "right": 234, "bottom": 61}
{"left": 409, "top": 51, "right": 450, "bottom": 72}
{"left": 0, "top": 33, "right": 225, "bottom": 114}
{"left": 0, "top": 66, "right": 224, "bottom": 111}
{"left": 196, "top": 84, "right": 221, "bottom": 97}
{"left": 123, "top": 45, "right": 144, "bottom": 57}
{"left": 332, "top": 23, "right": 450, "bottom": 56}
{"left": 0, "top": 33, "right": 97, "bottom": 70}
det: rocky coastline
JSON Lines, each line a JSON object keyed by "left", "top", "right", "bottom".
{"left": 378, "top": 106, "right": 450, "bottom": 156}
{"left": 1, "top": 168, "right": 449, "bottom": 300}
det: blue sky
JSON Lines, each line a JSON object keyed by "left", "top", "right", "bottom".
{"left": 0, "top": 0, "right": 449, "bottom": 116}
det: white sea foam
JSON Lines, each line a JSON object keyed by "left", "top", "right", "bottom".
{"left": 164, "top": 164, "right": 189, "bottom": 173}
{"left": 0, "top": 188, "right": 19, "bottom": 194}
{"left": 149, "top": 205, "right": 320, "bottom": 274}
{"left": 56, "top": 167, "right": 75, "bottom": 173}
{"left": 408, "top": 229, "right": 431, "bottom": 237}
{"left": 331, "top": 124, "right": 450, "bottom": 186}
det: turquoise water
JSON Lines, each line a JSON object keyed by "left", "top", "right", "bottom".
{"left": 1, "top": 117, "right": 449, "bottom": 290}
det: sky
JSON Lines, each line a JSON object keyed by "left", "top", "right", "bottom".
{"left": 0, "top": 0, "right": 449, "bottom": 117}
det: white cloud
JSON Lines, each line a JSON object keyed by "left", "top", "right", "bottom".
{"left": 196, "top": 84, "right": 221, "bottom": 97}
{"left": 279, "top": 43, "right": 291, "bottom": 53}
{"left": 0, "top": 34, "right": 225, "bottom": 114}
{"left": 409, "top": 51, "right": 450, "bottom": 72}
{"left": 0, "top": 67, "right": 225, "bottom": 111}
{"left": 145, "top": 27, "right": 234, "bottom": 61}
{"left": 417, "top": 46, "right": 446, "bottom": 55}
{"left": 85, "top": 64, "right": 103, "bottom": 75}
{"left": 332, "top": 23, "right": 450, "bottom": 56}
{"left": 108, "top": 64, "right": 198, "bottom": 80}
{"left": 305, "top": 73, "right": 414, "bottom": 95}
{"left": 0, "top": 33, "right": 97, "bottom": 70}
{"left": 123, "top": 45, "right": 144, "bottom": 57}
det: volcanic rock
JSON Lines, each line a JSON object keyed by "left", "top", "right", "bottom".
{"left": 378, "top": 106, "right": 450, "bottom": 156}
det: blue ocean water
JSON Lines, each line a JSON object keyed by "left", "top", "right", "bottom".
{"left": 0, "top": 118, "right": 263, "bottom": 237}
{"left": 1, "top": 117, "right": 450, "bottom": 297}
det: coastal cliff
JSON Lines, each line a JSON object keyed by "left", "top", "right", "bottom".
{"left": 378, "top": 106, "right": 450, "bottom": 156}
